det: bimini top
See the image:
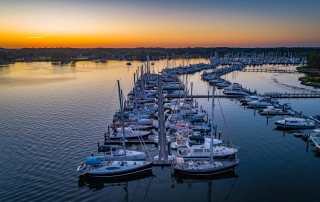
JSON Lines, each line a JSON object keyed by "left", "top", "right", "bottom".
{"left": 85, "top": 157, "right": 101, "bottom": 165}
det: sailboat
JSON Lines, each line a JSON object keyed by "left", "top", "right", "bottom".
{"left": 173, "top": 85, "right": 240, "bottom": 175}
{"left": 77, "top": 80, "right": 153, "bottom": 177}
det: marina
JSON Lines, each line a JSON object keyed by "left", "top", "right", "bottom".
{"left": 1, "top": 58, "right": 320, "bottom": 201}
{"left": 79, "top": 55, "right": 320, "bottom": 171}
{"left": 2, "top": 0, "right": 320, "bottom": 200}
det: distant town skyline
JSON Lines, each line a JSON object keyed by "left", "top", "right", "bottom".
{"left": 1, "top": 0, "right": 320, "bottom": 48}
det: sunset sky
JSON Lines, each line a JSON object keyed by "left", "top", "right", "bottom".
{"left": 1, "top": 0, "right": 320, "bottom": 48}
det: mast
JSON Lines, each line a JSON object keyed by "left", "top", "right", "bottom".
{"left": 117, "top": 80, "right": 126, "bottom": 161}
{"left": 210, "top": 85, "right": 215, "bottom": 163}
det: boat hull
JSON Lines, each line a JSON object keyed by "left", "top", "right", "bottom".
{"left": 84, "top": 162, "right": 153, "bottom": 178}
{"left": 174, "top": 160, "right": 240, "bottom": 175}
{"left": 274, "top": 122, "right": 316, "bottom": 129}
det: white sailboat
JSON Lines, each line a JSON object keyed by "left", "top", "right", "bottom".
{"left": 77, "top": 80, "right": 152, "bottom": 177}
{"left": 173, "top": 85, "right": 240, "bottom": 175}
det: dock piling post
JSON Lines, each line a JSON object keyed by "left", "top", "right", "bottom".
{"left": 283, "top": 120, "right": 287, "bottom": 137}
{"left": 300, "top": 110, "right": 302, "bottom": 118}
{"left": 97, "top": 142, "right": 100, "bottom": 153}
{"left": 306, "top": 133, "right": 310, "bottom": 152}
{"left": 218, "top": 131, "right": 221, "bottom": 139}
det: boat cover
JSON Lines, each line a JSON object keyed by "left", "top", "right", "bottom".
{"left": 85, "top": 157, "right": 101, "bottom": 165}
{"left": 189, "top": 136, "right": 205, "bottom": 141}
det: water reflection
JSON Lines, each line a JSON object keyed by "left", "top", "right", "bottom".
{"left": 312, "top": 149, "right": 320, "bottom": 158}
{"left": 171, "top": 171, "right": 239, "bottom": 201}
{"left": 172, "top": 170, "right": 238, "bottom": 183}
{"left": 78, "top": 170, "right": 155, "bottom": 191}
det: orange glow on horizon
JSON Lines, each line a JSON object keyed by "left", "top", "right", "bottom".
{"left": 1, "top": 20, "right": 320, "bottom": 48}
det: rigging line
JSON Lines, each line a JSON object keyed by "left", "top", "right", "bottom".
{"left": 217, "top": 98, "right": 237, "bottom": 156}
{"left": 130, "top": 179, "right": 141, "bottom": 202}
{"left": 224, "top": 175, "right": 239, "bottom": 201}
{"left": 142, "top": 175, "right": 154, "bottom": 202}
{"left": 105, "top": 82, "right": 117, "bottom": 128}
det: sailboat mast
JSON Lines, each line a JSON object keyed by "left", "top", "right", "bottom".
{"left": 117, "top": 80, "right": 126, "bottom": 161}
{"left": 210, "top": 85, "right": 215, "bottom": 163}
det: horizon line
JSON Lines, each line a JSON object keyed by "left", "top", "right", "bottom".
{"left": 1, "top": 46, "right": 320, "bottom": 50}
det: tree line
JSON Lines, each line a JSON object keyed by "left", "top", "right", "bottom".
{"left": 0, "top": 47, "right": 319, "bottom": 61}
{"left": 308, "top": 52, "right": 320, "bottom": 69}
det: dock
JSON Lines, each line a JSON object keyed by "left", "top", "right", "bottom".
{"left": 263, "top": 92, "right": 320, "bottom": 99}
{"left": 156, "top": 78, "right": 170, "bottom": 165}
{"left": 241, "top": 69, "right": 301, "bottom": 74}
{"left": 241, "top": 68, "right": 319, "bottom": 74}
{"left": 103, "top": 138, "right": 157, "bottom": 145}
{"left": 166, "top": 93, "right": 320, "bottom": 99}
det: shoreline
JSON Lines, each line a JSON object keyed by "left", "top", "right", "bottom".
{"left": 297, "top": 66, "right": 320, "bottom": 87}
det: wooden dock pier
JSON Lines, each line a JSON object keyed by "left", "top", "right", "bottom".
{"left": 263, "top": 92, "right": 320, "bottom": 99}
{"left": 241, "top": 68, "right": 319, "bottom": 74}
{"left": 175, "top": 93, "right": 320, "bottom": 99}
{"left": 241, "top": 69, "right": 301, "bottom": 74}
{"left": 156, "top": 79, "right": 170, "bottom": 165}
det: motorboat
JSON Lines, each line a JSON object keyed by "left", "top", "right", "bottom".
{"left": 223, "top": 83, "right": 242, "bottom": 91}
{"left": 168, "top": 106, "right": 206, "bottom": 122}
{"left": 259, "top": 106, "right": 294, "bottom": 116}
{"left": 240, "top": 95, "right": 264, "bottom": 105}
{"left": 111, "top": 127, "right": 151, "bottom": 139}
{"left": 126, "top": 62, "right": 132, "bottom": 65}
{"left": 215, "top": 81, "right": 231, "bottom": 88}
{"left": 208, "top": 78, "right": 225, "bottom": 85}
{"left": 247, "top": 98, "right": 279, "bottom": 108}
{"left": 223, "top": 89, "right": 249, "bottom": 96}
{"left": 274, "top": 117, "right": 316, "bottom": 129}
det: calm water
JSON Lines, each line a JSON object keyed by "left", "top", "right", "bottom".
{"left": 1, "top": 59, "right": 320, "bottom": 202}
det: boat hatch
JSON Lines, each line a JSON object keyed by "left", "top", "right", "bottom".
{"left": 106, "top": 167, "right": 121, "bottom": 170}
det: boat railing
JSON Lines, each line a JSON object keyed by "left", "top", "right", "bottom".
{"left": 214, "top": 144, "right": 241, "bottom": 150}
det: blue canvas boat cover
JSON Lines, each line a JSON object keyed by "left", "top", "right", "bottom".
{"left": 85, "top": 157, "right": 101, "bottom": 165}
